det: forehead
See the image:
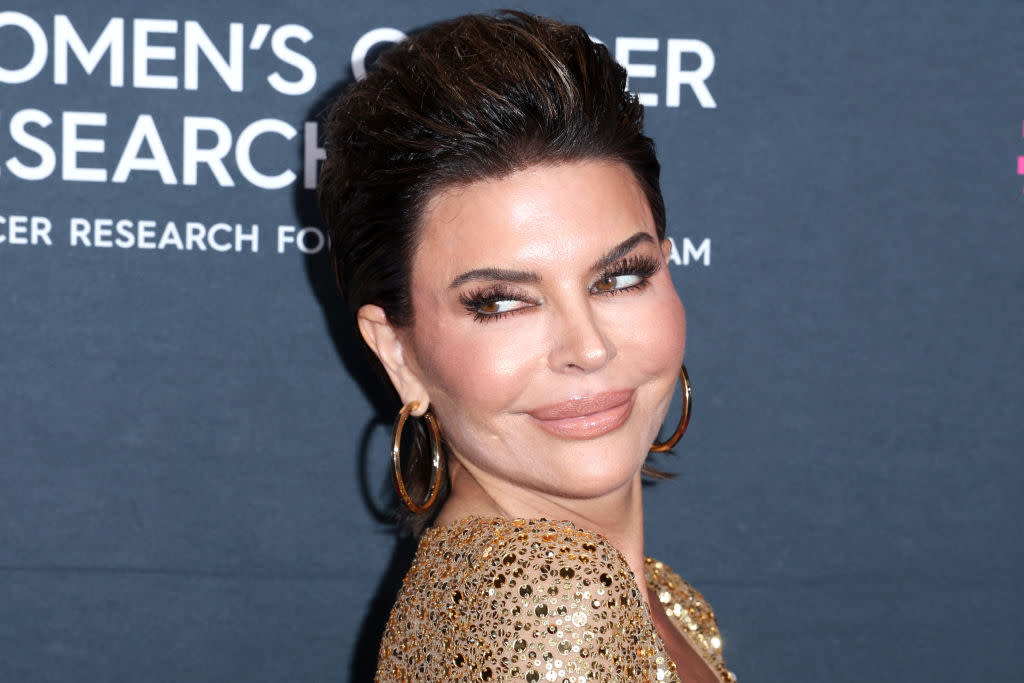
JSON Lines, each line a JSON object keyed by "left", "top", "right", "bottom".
{"left": 413, "top": 160, "right": 655, "bottom": 276}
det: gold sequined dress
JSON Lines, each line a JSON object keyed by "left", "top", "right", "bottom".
{"left": 376, "top": 517, "right": 735, "bottom": 682}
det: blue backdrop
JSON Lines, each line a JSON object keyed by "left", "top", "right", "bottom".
{"left": 2, "top": 1, "right": 1021, "bottom": 681}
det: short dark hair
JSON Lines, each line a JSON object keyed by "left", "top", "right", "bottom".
{"left": 318, "top": 10, "right": 666, "bottom": 530}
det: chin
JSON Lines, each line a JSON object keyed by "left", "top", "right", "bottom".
{"left": 543, "top": 439, "right": 646, "bottom": 499}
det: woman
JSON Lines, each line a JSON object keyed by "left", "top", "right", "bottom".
{"left": 319, "top": 11, "right": 734, "bottom": 682}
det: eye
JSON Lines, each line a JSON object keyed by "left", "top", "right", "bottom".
{"left": 591, "top": 254, "right": 660, "bottom": 295}
{"left": 476, "top": 298, "right": 526, "bottom": 315}
{"left": 591, "top": 273, "right": 643, "bottom": 294}
{"left": 459, "top": 286, "right": 536, "bottom": 322}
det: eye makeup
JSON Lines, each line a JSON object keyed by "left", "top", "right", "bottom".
{"left": 591, "top": 254, "right": 661, "bottom": 295}
{"left": 459, "top": 284, "right": 536, "bottom": 322}
{"left": 458, "top": 251, "right": 663, "bottom": 323}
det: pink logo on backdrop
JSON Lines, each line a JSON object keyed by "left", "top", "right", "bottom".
{"left": 1019, "top": 121, "right": 1024, "bottom": 193}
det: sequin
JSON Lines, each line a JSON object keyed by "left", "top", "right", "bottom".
{"left": 375, "top": 517, "right": 735, "bottom": 682}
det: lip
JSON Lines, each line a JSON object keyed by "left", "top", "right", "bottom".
{"left": 527, "top": 389, "right": 635, "bottom": 439}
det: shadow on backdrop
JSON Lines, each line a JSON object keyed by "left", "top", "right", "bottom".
{"left": 292, "top": 39, "right": 423, "bottom": 681}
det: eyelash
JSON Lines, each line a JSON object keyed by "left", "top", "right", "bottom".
{"left": 459, "top": 284, "right": 534, "bottom": 323}
{"left": 459, "top": 254, "right": 661, "bottom": 323}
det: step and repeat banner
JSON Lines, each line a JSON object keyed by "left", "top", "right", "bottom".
{"left": 2, "top": 1, "right": 1021, "bottom": 681}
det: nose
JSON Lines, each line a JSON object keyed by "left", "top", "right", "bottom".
{"left": 548, "top": 302, "right": 615, "bottom": 373}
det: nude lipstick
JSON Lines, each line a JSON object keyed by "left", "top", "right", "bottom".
{"left": 527, "top": 390, "right": 635, "bottom": 439}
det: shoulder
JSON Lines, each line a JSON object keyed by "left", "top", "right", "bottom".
{"left": 458, "top": 516, "right": 634, "bottom": 575}
{"left": 646, "top": 557, "right": 730, "bottom": 673}
{"left": 459, "top": 516, "right": 643, "bottom": 606}
{"left": 420, "top": 516, "right": 644, "bottom": 612}
{"left": 465, "top": 518, "right": 668, "bottom": 681}
{"left": 379, "top": 517, "right": 673, "bottom": 682}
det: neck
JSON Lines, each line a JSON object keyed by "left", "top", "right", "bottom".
{"left": 438, "top": 459, "right": 650, "bottom": 599}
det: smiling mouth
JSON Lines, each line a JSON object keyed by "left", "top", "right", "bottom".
{"left": 527, "top": 390, "right": 635, "bottom": 439}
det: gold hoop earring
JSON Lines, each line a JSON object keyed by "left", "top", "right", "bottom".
{"left": 391, "top": 401, "right": 444, "bottom": 514}
{"left": 650, "top": 365, "right": 692, "bottom": 453}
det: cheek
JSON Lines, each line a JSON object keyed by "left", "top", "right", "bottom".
{"left": 412, "top": 315, "right": 540, "bottom": 415}
{"left": 620, "top": 279, "right": 687, "bottom": 375}
{"left": 659, "top": 290, "right": 687, "bottom": 366}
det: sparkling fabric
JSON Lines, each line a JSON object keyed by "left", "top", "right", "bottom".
{"left": 376, "top": 517, "right": 735, "bottom": 682}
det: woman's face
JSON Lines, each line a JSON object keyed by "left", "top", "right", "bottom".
{"left": 394, "top": 160, "right": 685, "bottom": 502}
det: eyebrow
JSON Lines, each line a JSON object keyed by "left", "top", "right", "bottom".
{"left": 448, "top": 231, "right": 655, "bottom": 289}
{"left": 449, "top": 267, "right": 541, "bottom": 288}
{"left": 592, "top": 231, "right": 655, "bottom": 272}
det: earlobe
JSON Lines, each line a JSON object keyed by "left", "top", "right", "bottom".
{"left": 357, "top": 305, "right": 430, "bottom": 415}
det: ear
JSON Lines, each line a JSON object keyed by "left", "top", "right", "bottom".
{"left": 660, "top": 237, "right": 674, "bottom": 261}
{"left": 357, "top": 304, "right": 431, "bottom": 416}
